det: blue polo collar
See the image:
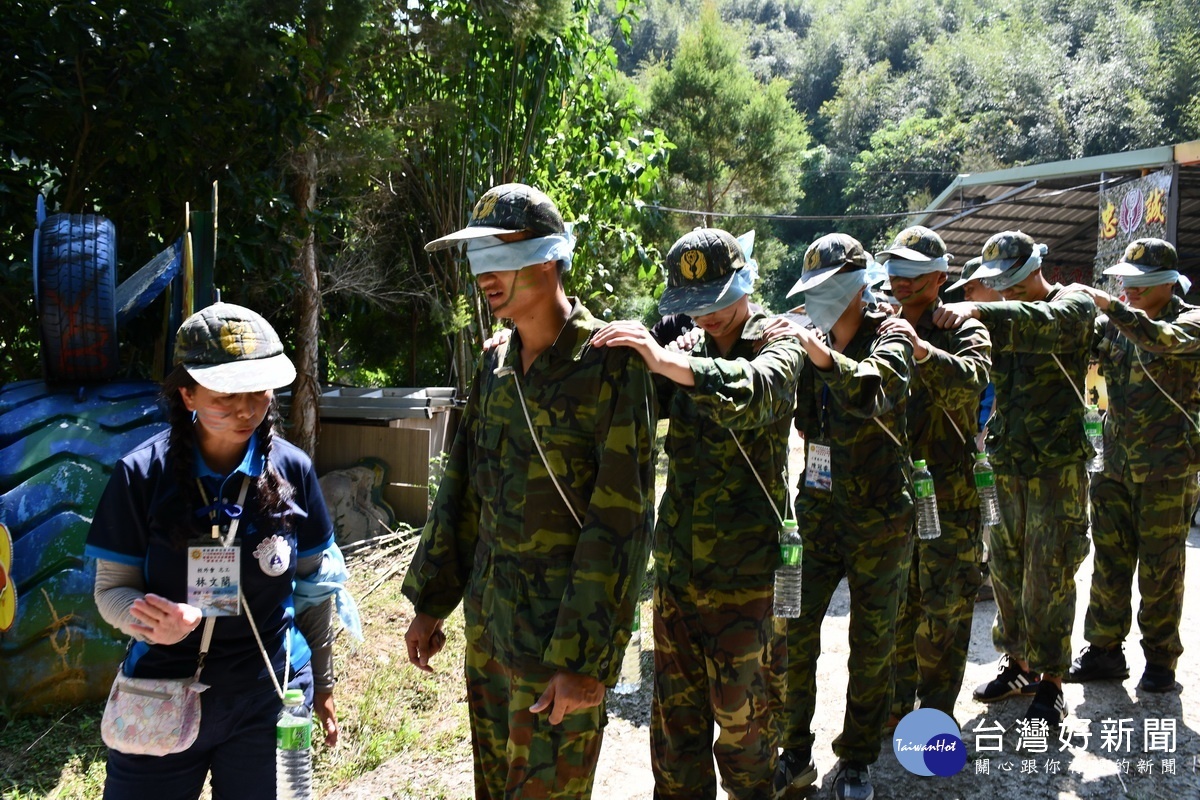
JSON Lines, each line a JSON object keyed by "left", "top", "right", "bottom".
{"left": 195, "top": 432, "right": 266, "bottom": 481}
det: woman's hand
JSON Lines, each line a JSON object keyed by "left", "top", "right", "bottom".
{"left": 314, "top": 691, "right": 339, "bottom": 747}
{"left": 128, "top": 593, "right": 203, "bottom": 645}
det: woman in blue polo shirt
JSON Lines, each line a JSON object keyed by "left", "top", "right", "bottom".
{"left": 86, "top": 303, "right": 339, "bottom": 799}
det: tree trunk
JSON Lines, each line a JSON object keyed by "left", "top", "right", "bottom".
{"left": 289, "top": 149, "right": 321, "bottom": 456}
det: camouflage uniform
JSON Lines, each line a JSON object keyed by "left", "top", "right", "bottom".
{"left": 892, "top": 302, "right": 991, "bottom": 720}
{"left": 1087, "top": 293, "right": 1200, "bottom": 670}
{"left": 973, "top": 285, "right": 1096, "bottom": 676}
{"left": 402, "top": 300, "right": 657, "bottom": 800}
{"left": 651, "top": 310, "right": 802, "bottom": 800}
{"left": 781, "top": 304, "right": 914, "bottom": 767}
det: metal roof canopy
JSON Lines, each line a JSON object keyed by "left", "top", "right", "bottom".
{"left": 911, "top": 141, "right": 1200, "bottom": 285}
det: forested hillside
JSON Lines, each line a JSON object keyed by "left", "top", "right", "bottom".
{"left": 603, "top": 0, "right": 1200, "bottom": 308}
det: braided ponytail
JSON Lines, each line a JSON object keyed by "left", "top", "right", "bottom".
{"left": 253, "top": 398, "right": 295, "bottom": 536}
{"left": 161, "top": 366, "right": 204, "bottom": 548}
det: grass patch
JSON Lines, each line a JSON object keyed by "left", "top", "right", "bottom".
{"left": 0, "top": 705, "right": 108, "bottom": 799}
{"left": 317, "top": 561, "right": 470, "bottom": 795}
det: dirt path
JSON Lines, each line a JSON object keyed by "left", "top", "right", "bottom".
{"left": 326, "top": 521, "right": 1200, "bottom": 800}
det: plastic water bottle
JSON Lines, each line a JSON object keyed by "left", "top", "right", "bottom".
{"left": 913, "top": 460, "right": 942, "bottom": 540}
{"left": 613, "top": 606, "right": 642, "bottom": 694}
{"left": 774, "top": 519, "right": 803, "bottom": 618}
{"left": 974, "top": 452, "right": 1002, "bottom": 527}
{"left": 1084, "top": 404, "right": 1104, "bottom": 473}
{"left": 276, "top": 689, "right": 313, "bottom": 800}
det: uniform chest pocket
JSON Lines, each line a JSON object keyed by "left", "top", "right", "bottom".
{"left": 1098, "top": 334, "right": 1126, "bottom": 368}
{"left": 528, "top": 426, "right": 596, "bottom": 522}
{"left": 474, "top": 423, "right": 506, "bottom": 505}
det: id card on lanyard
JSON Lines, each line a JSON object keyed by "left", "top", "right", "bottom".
{"left": 804, "top": 386, "right": 833, "bottom": 492}
{"left": 188, "top": 476, "right": 250, "bottom": 617}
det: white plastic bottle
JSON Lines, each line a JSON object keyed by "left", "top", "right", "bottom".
{"left": 613, "top": 606, "right": 642, "bottom": 694}
{"left": 913, "top": 460, "right": 942, "bottom": 540}
{"left": 1084, "top": 404, "right": 1104, "bottom": 473}
{"left": 974, "top": 452, "right": 1002, "bottom": 527}
{"left": 276, "top": 689, "right": 313, "bottom": 800}
{"left": 774, "top": 519, "right": 803, "bottom": 618}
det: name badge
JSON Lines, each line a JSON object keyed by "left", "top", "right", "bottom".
{"left": 187, "top": 543, "right": 241, "bottom": 616}
{"left": 804, "top": 439, "right": 832, "bottom": 492}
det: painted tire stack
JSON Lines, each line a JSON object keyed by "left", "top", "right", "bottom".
{"left": 0, "top": 379, "right": 166, "bottom": 713}
{"left": 36, "top": 214, "right": 120, "bottom": 383}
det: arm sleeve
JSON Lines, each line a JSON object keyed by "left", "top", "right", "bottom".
{"left": 93, "top": 559, "right": 146, "bottom": 638}
{"left": 401, "top": 369, "right": 483, "bottom": 619}
{"left": 544, "top": 353, "right": 657, "bottom": 685}
{"left": 1105, "top": 300, "right": 1200, "bottom": 355}
{"left": 293, "top": 552, "right": 338, "bottom": 692}
{"left": 975, "top": 290, "right": 1096, "bottom": 354}
{"left": 915, "top": 319, "right": 991, "bottom": 413}
{"left": 685, "top": 337, "right": 805, "bottom": 431}
{"left": 296, "top": 598, "right": 335, "bottom": 693}
{"left": 817, "top": 326, "right": 913, "bottom": 419}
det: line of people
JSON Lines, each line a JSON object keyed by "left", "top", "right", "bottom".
{"left": 402, "top": 181, "right": 1200, "bottom": 800}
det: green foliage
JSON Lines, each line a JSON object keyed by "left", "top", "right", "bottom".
{"left": 644, "top": 0, "right": 809, "bottom": 237}
{"left": 844, "top": 113, "right": 969, "bottom": 248}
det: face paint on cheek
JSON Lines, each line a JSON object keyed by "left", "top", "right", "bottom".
{"left": 512, "top": 268, "right": 540, "bottom": 294}
{"left": 195, "top": 406, "right": 235, "bottom": 431}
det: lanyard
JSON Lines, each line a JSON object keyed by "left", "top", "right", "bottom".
{"left": 197, "top": 475, "right": 252, "bottom": 545}
{"left": 192, "top": 475, "right": 289, "bottom": 698}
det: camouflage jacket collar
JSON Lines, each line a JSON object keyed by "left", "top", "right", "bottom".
{"left": 911, "top": 299, "right": 943, "bottom": 337}
{"left": 1156, "top": 294, "right": 1193, "bottom": 321}
{"left": 840, "top": 302, "right": 890, "bottom": 352}
{"left": 736, "top": 309, "right": 773, "bottom": 342}
{"left": 506, "top": 297, "right": 598, "bottom": 371}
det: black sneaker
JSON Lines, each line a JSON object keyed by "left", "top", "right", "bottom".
{"left": 774, "top": 747, "right": 817, "bottom": 796}
{"left": 973, "top": 655, "right": 1039, "bottom": 702}
{"left": 1064, "top": 645, "right": 1128, "bottom": 683}
{"left": 1024, "top": 681, "right": 1067, "bottom": 729}
{"left": 831, "top": 761, "right": 873, "bottom": 800}
{"left": 1137, "top": 664, "right": 1178, "bottom": 693}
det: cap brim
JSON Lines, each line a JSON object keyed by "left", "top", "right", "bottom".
{"left": 875, "top": 246, "right": 933, "bottom": 262}
{"left": 425, "top": 225, "right": 523, "bottom": 252}
{"left": 0, "top": 524, "right": 14, "bottom": 633}
{"left": 946, "top": 276, "right": 972, "bottom": 292}
{"left": 185, "top": 353, "right": 297, "bottom": 394}
{"left": 658, "top": 271, "right": 740, "bottom": 316}
{"left": 785, "top": 265, "right": 843, "bottom": 298}
{"left": 1103, "top": 262, "right": 1159, "bottom": 277}
{"left": 971, "top": 258, "right": 1021, "bottom": 280}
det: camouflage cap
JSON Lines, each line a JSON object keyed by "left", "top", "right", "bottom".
{"left": 173, "top": 303, "right": 296, "bottom": 393}
{"left": 875, "top": 225, "right": 950, "bottom": 263}
{"left": 972, "top": 230, "right": 1037, "bottom": 281}
{"left": 786, "top": 233, "right": 869, "bottom": 298}
{"left": 658, "top": 228, "right": 748, "bottom": 316}
{"left": 946, "top": 256, "right": 984, "bottom": 292}
{"left": 1103, "top": 237, "right": 1179, "bottom": 277}
{"left": 424, "top": 183, "right": 565, "bottom": 252}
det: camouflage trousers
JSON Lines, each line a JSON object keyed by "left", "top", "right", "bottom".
{"left": 650, "top": 581, "right": 778, "bottom": 800}
{"left": 780, "top": 498, "right": 914, "bottom": 766}
{"left": 892, "top": 505, "right": 982, "bottom": 721}
{"left": 991, "top": 463, "right": 1089, "bottom": 676}
{"left": 1085, "top": 470, "right": 1200, "bottom": 670}
{"left": 465, "top": 642, "right": 606, "bottom": 800}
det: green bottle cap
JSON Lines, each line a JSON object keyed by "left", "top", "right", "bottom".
{"left": 914, "top": 459, "right": 927, "bottom": 469}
